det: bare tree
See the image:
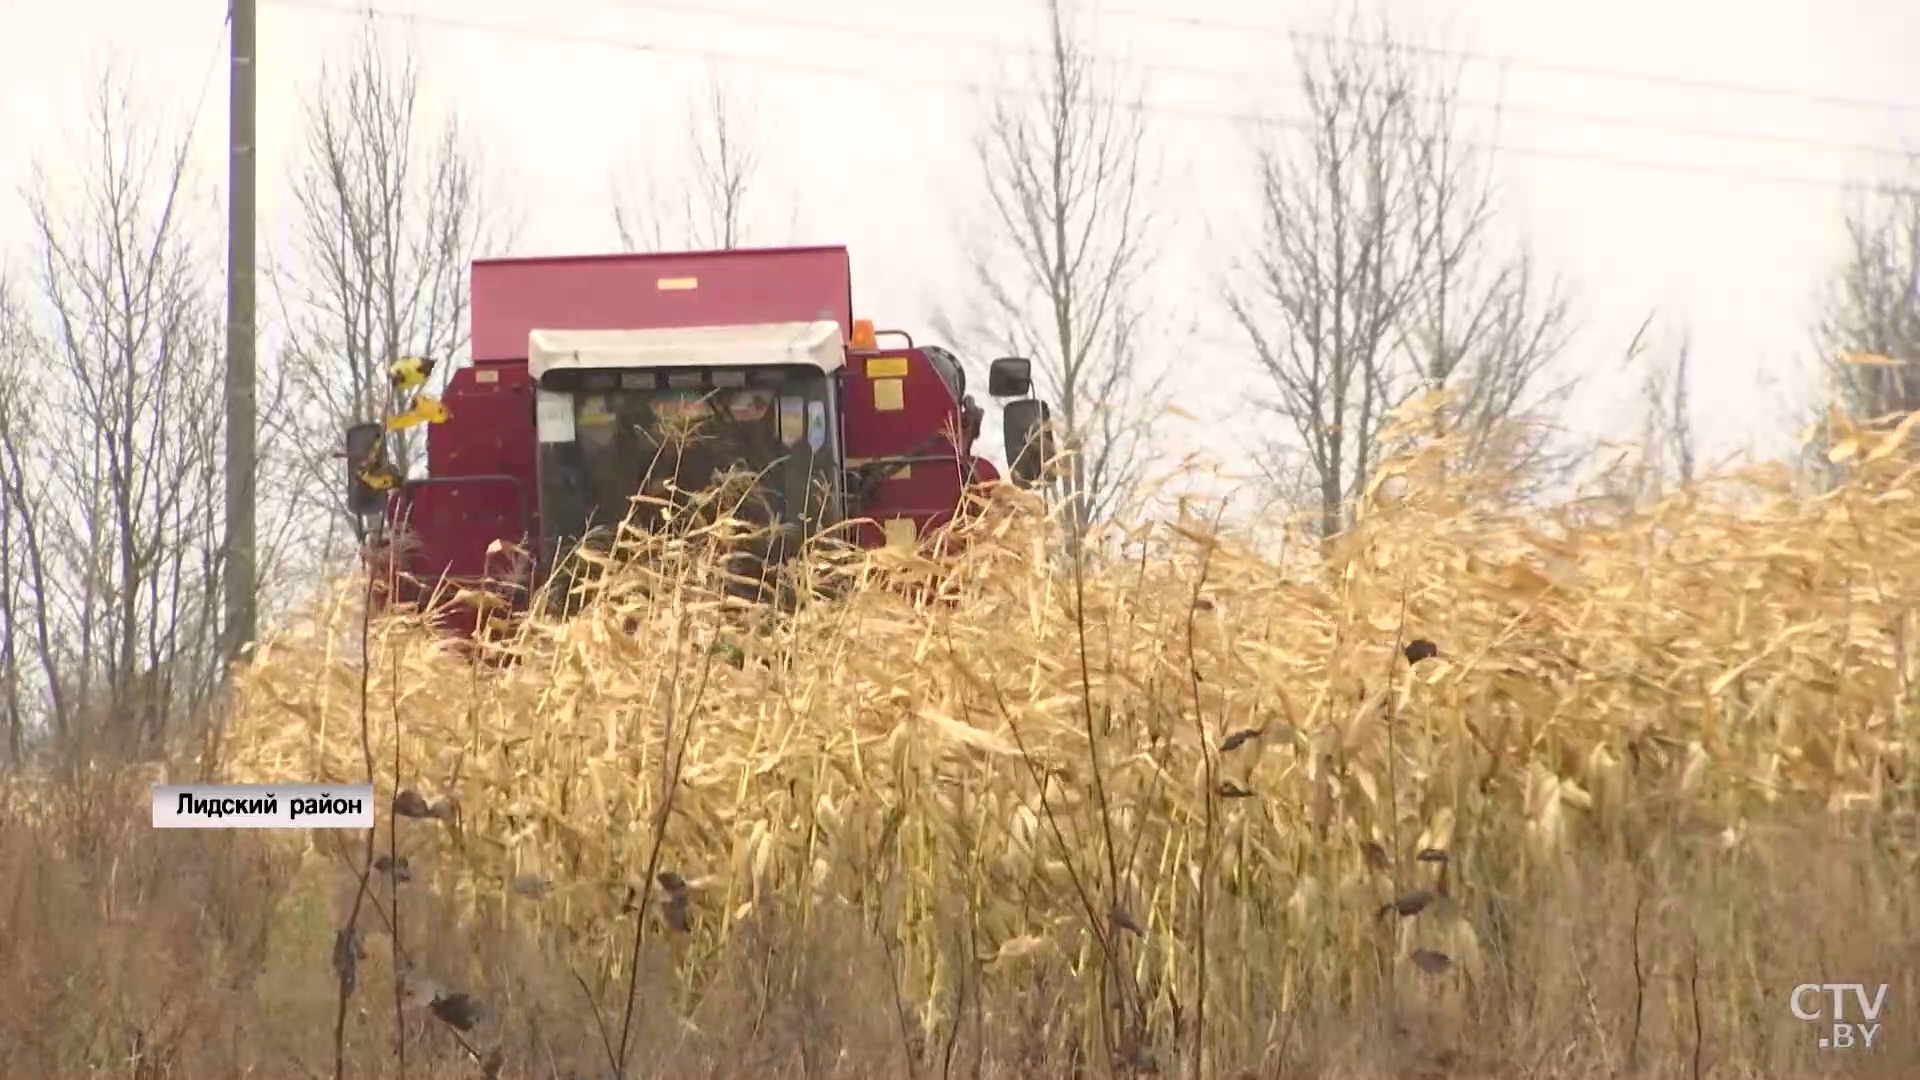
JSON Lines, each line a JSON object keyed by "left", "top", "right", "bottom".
{"left": 0, "top": 71, "right": 242, "bottom": 756}
{"left": 942, "top": 0, "right": 1166, "bottom": 547}
{"left": 1784, "top": 160, "right": 1920, "bottom": 491}
{"left": 1635, "top": 316, "right": 1697, "bottom": 494}
{"left": 1395, "top": 88, "right": 1576, "bottom": 494}
{"left": 1226, "top": 16, "right": 1431, "bottom": 540}
{"left": 1814, "top": 160, "right": 1920, "bottom": 419}
{"left": 0, "top": 268, "right": 39, "bottom": 764}
{"left": 267, "top": 18, "right": 506, "bottom": 567}
{"left": 1227, "top": 7, "right": 1573, "bottom": 536}
{"left": 613, "top": 68, "right": 770, "bottom": 252}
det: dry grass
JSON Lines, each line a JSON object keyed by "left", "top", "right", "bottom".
{"left": 7, "top": 411, "right": 1920, "bottom": 1078}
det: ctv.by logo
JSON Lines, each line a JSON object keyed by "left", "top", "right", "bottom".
{"left": 1791, "top": 984, "right": 1888, "bottom": 1050}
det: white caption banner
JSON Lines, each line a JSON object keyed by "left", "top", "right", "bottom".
{"left": 151, "top": 783, "right": 376, "bottom": 829}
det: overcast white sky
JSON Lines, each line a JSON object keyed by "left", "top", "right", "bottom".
{"left": 3, "top": 0, "right": 1917, "bottom": 484}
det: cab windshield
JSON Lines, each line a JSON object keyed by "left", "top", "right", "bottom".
{"left": 537, "top": 366, "right": 838, "bottom": 560}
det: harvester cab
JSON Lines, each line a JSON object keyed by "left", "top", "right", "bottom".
{"left": 342, "top": 245, "right": 1054, "bottom": 632}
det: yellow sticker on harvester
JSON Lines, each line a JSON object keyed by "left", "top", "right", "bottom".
{"left": 848, "top": 460, "right": 912, "bottom": 480}
{"left": 779, "top": 396, "right": 804, "bottom": 445}
{"left": 866, "top": 356, "right": 910, "bottom": 379}
{"left": 873, "top": 379, "right": 905, "bottom": 412}
{"left": 577, "top": 395, "right": 615, "bottom": 426}
{"left": 883, "top": 518, "right": 916, "bottom": 549}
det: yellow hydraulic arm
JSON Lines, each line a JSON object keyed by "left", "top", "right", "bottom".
{"left": 350, "top": 356, "right": 449, "bottom": 495}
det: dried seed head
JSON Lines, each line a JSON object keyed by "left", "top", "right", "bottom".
{"left": 429, "top": 991, "right": 484, "bottom": 1032}
{"left": 510, "top": 874, "right": 549, "bottom": 899}
{"left": 1416, "top": 847, "right": 1449, "bottom": 864}
{"left": 661, "top": 893, "right": 692, "bottom": 933}
{"left": 394, "top": 789, "right": 434, "bottom": 819}
{"left": 1378, "top": 889, "right": 1438, "bottom": 919}
{"left": 1217, "top": 780, "right": 1255, "bottom": 799}
{"left": 1409, "top": 948, "right": 1453, "bottom": 975}
{"left": 1219, "top": 728, "right": 1262, "bottom": 752}
{"left": 1362, "top": 841, "right": 1392, "bottom": 871}
{"left": 1404, "top": 639, "right": 1439, "bottom": 664}
{"left": 330, "top": 928, "right": 358, "bottom": 992}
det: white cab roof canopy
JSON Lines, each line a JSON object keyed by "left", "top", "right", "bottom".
{"left": 527, "top": 320, "right": 846, "bottom": 382}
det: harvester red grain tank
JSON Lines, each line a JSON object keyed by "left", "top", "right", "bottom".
{"left": 343, "top": 245, "right": 1054, "bottom": 632}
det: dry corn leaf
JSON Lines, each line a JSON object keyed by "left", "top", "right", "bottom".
{"left": 991, "top": 935, "right": 1051, "bottom": 964}
{"left": 1865, "top": 411, "right": 1920, "bottom": 463}
{"left": 207, "top": 440, "right": 1920, "bottom": 1053}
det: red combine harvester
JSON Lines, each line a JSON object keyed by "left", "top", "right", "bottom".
{"left": 343, "top": 245, "right": 1054, "bottom": 632}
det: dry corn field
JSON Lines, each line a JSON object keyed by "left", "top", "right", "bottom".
{"left": 8, "top": 416, "right": 1920, "bottom": 1079}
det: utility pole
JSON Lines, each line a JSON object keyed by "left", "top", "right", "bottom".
{"left": 224, "top": 0, "right": 258, "bottom": 662}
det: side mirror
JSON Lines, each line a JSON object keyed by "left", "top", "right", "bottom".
{"left": 987, "top": 357, "right": 1033, "bottom": 398}
{"left": 1003, "top": 398, "right": 1053, "bottom": 489}
{"left": 345, "top": 421, "right": 398, "bottom": 516}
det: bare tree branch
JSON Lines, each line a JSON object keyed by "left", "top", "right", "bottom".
{"left": 265, "top": 16, "right": 508, "bottom": 576}
{"left": 944, "top": 0, "right": 1168, "bottom": 547}
{"left": 1629, "top": 315, "right": 1697, "bottom": 496}
{"left": 1786, "top": 155, "right": 1920, "bottom": 489}
{"left": 1, "top": 65, "right": 273, "bottom": 757}
{"left": 613, "top": 67, "right": 769, "bottom": 252}
{"left": 1814, "top": 155, "right": 1920, "bottom": 419}
{"left": 1227, "top": 5, "right": 1574, "bottom": 534}
{"left": 0, "top": 266, "right": 44, "bottom": 764}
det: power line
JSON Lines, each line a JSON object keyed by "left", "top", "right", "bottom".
{"left": 181, "top": 10, "right": 233, "bottom": 149}
{"left": 597, "top": 0, "right": 1916, "bottom": 163}
{"left": 277, "top": 0, "right": 659, "bottom": 54}
{"left": 265, "top": 0, "right": 1920, "bottom": 197}
{"left": 1044, "top": 0, "right": 1920, "bottom": 117}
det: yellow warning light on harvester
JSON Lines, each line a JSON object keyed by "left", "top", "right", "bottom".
{"left": 851, "top": 319, "right": 877, "bottom": 349}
